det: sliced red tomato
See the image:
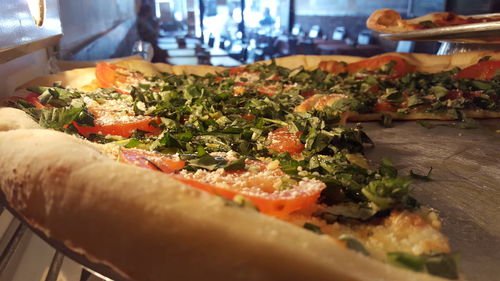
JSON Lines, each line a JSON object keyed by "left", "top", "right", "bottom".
{"left": 368, "top": 85, "right": 380, "bottom": 93}
{"left": 73, "top": 117, "right": 160, "bottom": 138}
{"left": 175, "top": 170, "right": 324, "bottom": 217}
{"left": 374, "top": 101, "right": 397, "bottom": 112}
{"left": 318, "top": 60, "right": 347, "bottom": 74}
{"left": 22, "top": 93, "right": 48, "bottom": 109}
{"left": 445, "top": 90, "right": 483, "bottom": 100}
{"left": 241, "top": 114, "right": 256, "bottom": 121}
{"left": 117, "top": 151, "right": 325, "bottom": 216}
{"left": 455, "top": 60, "right": 500, "bottom": 80}
{"left": 119, "top": 148, "right": 185, "bottom": 173}
{"left": 96, "top": 62, "right": 121, "bottom": 88}
{"left": 95, "top": 62, "right": 142, "bottom": 94}
{"left": 267, "top": 127, "right": 305, "bottom": 155}
{"left": 229, "top": 66, "right": 245, "bottom": 76}
{"left": 256, "top": 84, "right": 281, "bottom": 96}
{"left": 346, "top": 55, "right": 413, "bottom": 78}
{"left": 300, "top": 90, "right": 316, "bottom": 98}
{"left": 233, "top": 85, "right": 246, "bottom": 95}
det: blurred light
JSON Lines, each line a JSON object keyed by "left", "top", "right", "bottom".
{"left": 27, "top": 0, "right": 45, "bottom": 26}
{"left": 174, "top": 11, "right": 183, "bottom": 21}
{"left": 232, "top": 7, "right": 242, "bottom": 23}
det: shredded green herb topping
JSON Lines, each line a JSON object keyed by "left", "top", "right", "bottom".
{"left": 9, "top": 59, "right": 488, "bottom": 279}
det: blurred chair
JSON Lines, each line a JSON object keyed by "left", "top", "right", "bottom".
{"left": 332, "top": 27, "right": 346, "bottom": 40}
{"left": 353, "top": 30, "right": 385, "bottom": 57}
{"left": 291, "top": 24, "right": 302, "bottom": 36}
{"left": 308, "top": 25, "right": 321, "bottom": 39}
{"left": 357, "top": 30, "right": 373, "bottom": 45}
{"left": 314, "top": 26, "right": 348, "bottom": 55}
{"left": 396, "top": 41, "right": 415, "bottom": 53}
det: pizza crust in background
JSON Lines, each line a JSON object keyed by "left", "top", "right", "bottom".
{"left": 17, "top": 51, "right": 500, "bottom": 121}
{"left": 366, "top": 9, "right": 450, "bottom": 33}
{"left": 20, "top": 51, "right": 500, "bottom": 89}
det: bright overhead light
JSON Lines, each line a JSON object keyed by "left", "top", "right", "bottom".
{"left": 27, "top": 0, "right": 46, "bottom": 27}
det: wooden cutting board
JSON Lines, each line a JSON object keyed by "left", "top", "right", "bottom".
{"left": 362, "top": 119, "right": 500, "bottom": 281}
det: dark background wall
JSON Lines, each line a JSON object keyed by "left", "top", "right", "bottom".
{"left": 293, "top": 0, "right": 446, "bottom": 38}
{"left": 292, "top": 0, "right": 446, "bottom": 53}
{"left": 446, "top": 0, "right": 499, "bottom": 14}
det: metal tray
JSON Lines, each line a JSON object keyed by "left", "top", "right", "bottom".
{"left": 362, "top": 119, "right": 500, "bottom": 281}
{"left": 380, "top": 21, "right": 500, "bottom": 43}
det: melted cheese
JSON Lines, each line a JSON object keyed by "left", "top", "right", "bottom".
{"left": 286, "top": 208, "right": 450, "bottom": 261}
{"left": 83, "top": 96, "right": 151, "bottom": 126}
{"left": 295, "top": 93, "right": 348, "bottom": 112}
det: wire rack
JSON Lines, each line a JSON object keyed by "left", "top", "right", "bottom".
{"left": 0, "top": 205, "right": 113, "bottom": 281}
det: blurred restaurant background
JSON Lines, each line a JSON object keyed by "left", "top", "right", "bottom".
{"left": 50, "top": 0, "right": 500, "bottom": 67}
{"left": 6, "top": 0, "right": 500, "bottom": 72}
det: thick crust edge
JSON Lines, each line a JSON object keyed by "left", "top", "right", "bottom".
{"left": 0, "top": 129, "right": 449, "bottom": 281}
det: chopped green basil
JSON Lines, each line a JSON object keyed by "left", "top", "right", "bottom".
{"left": 303, "top": 222, "right": 323, "bottom": 234}
{"left": 339, "top": 235, "right": 370, "bottom": 256}
{"left": 388, "top": 252, "right": 459, "bottom": 280}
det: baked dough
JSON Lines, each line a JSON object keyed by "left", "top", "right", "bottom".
{"left": 367, "top": 8, "right": 500, "bottom": 34}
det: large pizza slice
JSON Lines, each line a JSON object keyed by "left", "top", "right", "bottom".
{"left": 367, "top": 8, "right": 500, "bottom": 34}
{"left": 2, "top": 51, "right": 499, "bottom": 280}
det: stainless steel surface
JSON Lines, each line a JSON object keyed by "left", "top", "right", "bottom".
{"left": 44, "top": 251, "right": 64, "bottom": 281}
{"left": 0, "top": 221, "right": 28, "bottom": 275}
{"left": 362, "top": 120, "right": 500, "bottom": 281}
{"left": 0, "top": 0, "right": 62, "bottom": 63}
{"left": 380, "top": 21, "right": 500, "bottom": 43}
{"left": 437, "top": 42, "right": 500, "bottom": 55}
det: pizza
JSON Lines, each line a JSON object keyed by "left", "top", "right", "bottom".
{"left": 367, "top": 8, "right": 500, "bottom": 33}
{"left": 1, "top": 51, "right": 499, "bottom": 281}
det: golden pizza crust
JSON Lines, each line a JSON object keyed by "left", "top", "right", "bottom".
{"left": 18, "top": 51, "right": 500, "bottom": 85}
{"left": 14, "top": 51, "right": 500, "bottom": 122}
{"left": 15, "top": 51, "right": 500, "bottom": 122}
{"left": 0, "top": 128, "right": 451, "bottom": 281}
{"left": 366, "top": 8, "right": 499, "bottom": 34}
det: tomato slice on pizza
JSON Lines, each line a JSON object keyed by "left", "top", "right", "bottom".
{"left": 319, "top": 55, "right": 414, "bottom": 78}
{"left": 116, "top": 147, "right": 323, "bottom": 217}
{"left": 95, "top": 62, "right": 147, "bottom": 94}
{"left": 22, "top": 93, "right": 49, "bottom": 109}
{"left": 266, "top": 127, "right": 305, "bottom": 155}
{"left": 226, "top": 65, "right": 282, "bottom": 96}
{"left": 454, "top": 60, "right": 500, "bottom": 80}
{"left": 367, "top": 8, "right": 500, "bottom": 33}
{"left": 119, "top": 148, "right": 185, "bottom": 172}
{"left": 73, "top": 117, "right": 160, "bottom": 138}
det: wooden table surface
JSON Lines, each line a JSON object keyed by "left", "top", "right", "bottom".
{"left": 361, "top": 119, "right": 500, "bottom": 281}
